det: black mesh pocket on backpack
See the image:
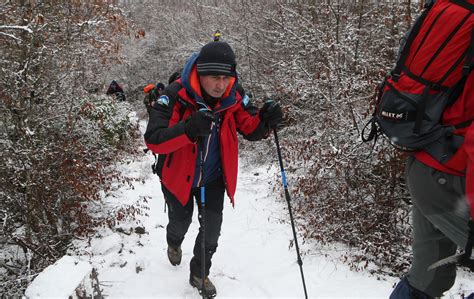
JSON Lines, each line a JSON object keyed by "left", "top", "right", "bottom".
{"left": 375, "top": 87, "right": 453, "bottom": 151}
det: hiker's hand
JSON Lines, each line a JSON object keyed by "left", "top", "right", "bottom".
{"left": 185, "top": 110, "right": 214, "bottom": 141}
{"left": 260, "top": 99, "right": 283, "bottom": 127}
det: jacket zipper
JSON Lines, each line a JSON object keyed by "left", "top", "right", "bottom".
{"left": 196, "top": 122, "right": 214, "bottom": 187}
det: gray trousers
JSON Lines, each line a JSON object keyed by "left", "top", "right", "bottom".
{"left": 406, "top": 157, "right": 470, "bottom": 297}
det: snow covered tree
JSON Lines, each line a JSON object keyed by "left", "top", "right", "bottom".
{"left": 242, "top": 1, "right": 415, "bottom": 274}
{"left": 0, "top": 2, "right": 421, "bottom": 289}
{"left": 0, "top": 1, "right": 135, "bottom": 295}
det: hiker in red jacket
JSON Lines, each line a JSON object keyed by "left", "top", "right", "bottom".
{"left": 144, "top": 41, "right": 283, "bottom": 297}
{"left": 391, "top": 73, "right": 474, "bottom": 299}
{"left": 389, "top": 1, "right": 474, "bottom": 297}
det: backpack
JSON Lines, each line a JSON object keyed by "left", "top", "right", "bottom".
{"left": 143, "top": 83, "right": 161, "bottom": 111}
{"left": 363, "top": 0, "right": 474, "bottom": 163}
{"left": 143, "top": 81, "right": 187, "bottom": 175}
{"left": 168, "top": 70, "right": 182, "bottom": 85}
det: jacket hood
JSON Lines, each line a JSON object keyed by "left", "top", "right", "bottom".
{"left": 180, "top": 53, "right": 239, "bottom": 113}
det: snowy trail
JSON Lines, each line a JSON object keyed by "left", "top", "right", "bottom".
{"left": 79, "top": 154, "right": 394, "bottom": 298}
{"left": 66, "top": 122, "right": 473, "bottom": 298}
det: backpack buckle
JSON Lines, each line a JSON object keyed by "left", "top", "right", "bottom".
{"left": 391, "top": 72, "right": 401, "bottom": 82}
{"left": 462, "top": 63, "right": 473, "bottom": 76}
{"left": 430, "top": 83, "right": 442, "bottom": 91}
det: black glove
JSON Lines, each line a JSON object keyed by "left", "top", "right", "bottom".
{"left": 259, "top": 100, "right": 283, "bottom": 127}
{"left": 185, "top": 110, "right": 214, "bottom": 141}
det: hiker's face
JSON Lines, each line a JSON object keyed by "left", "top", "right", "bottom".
{"left": 199, "top": 75, "right": 232, "bottom": 98}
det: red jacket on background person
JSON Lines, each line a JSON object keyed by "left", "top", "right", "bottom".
{"left": 408, "top": 0, "right": 474, "bottom": 226}
{"left": 410, "top": 1, "right": 473, "bottom": 211}
{"left": 388, "top": 2, "right": 474, "bottom": 297}
{"left": 415, "top": 69, "right": 474, "bottom": 214}
{"left": 409, "top": 0, "right": 474, "bottom": 179}
{"left": 144, "top": 53, "right": 269, "bottom": 207}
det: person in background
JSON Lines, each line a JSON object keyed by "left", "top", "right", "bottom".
{"left": 143, "top": 82, "right": 165, "bottom": 112}
{"left": 390, "top": 72, "right": 474, "bottom": 299}
{"left": 106, "top": 80, "right": 126, "bottom": 101}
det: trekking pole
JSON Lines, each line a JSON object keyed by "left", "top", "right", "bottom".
{"left": 198, "top": 108, "right": 212, "bottom": 298}
{"left": 200, "top": 175, "right": 206, "bottom": 299}
{"left": 273, "top": 127, "right": 308, "bottom": 299}
{"left": 197, "top": 137, "right": 206, "bottom": 299}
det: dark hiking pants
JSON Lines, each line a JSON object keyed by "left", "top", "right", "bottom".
{"left": 162, "top": 178, "right": 225, "bottom": 278}
{"left": 406, "top": 157, "right": 470, "bottom": 297}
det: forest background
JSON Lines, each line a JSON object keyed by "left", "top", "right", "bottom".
{"left": 0, "top": 0, "right": 425, "bottom": 295}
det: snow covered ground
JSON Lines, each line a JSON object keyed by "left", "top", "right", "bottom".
{"left": 68, "top": 156, "right": 398, "bottom": 298}
{"left": 26, "top": 122, "right": 474, "bottom": 298}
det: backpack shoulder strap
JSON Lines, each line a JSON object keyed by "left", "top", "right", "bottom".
{"left": 166, "top": 81, "right": 183, "bottom": 96}
{"left": 166, "top": 81, "right": 190, "bottom": 119}
{"left": 463, "top": 28, "right": 474, "bottom": 76}
{"left": 450, "top": 0, "right": 474, "bottom": 12}
{"left": 450, "top": 29, "right": 474, "bottom": 129}
{"left": 177, "top": 100, "right": 188, "bottom": 119}
{"left": 392, "top": 2, "right": 435, "bottom": 81}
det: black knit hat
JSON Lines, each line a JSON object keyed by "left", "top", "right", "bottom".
{"left": 196, "top": 41, "right": 237, "bottom": 77}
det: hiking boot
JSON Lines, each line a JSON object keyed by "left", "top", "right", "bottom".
{"left": 167, "top": 245, "right": 182, "bottom": 266}
{"left": 390, "top": 277, "right": 434, "bottom": 299}
{"left": 189, "top": 274, "right": 217, "bottom": 298}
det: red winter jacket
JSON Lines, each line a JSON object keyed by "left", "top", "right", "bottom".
{"left": 415, "top": 71, "right": 474, "bottom": 217}
{"left": 410, "top": 0, "right": 474, "bottom": 217}
{"left": 413, "top": 0, "right": 474, "bottom": 176}
{"left": 414, "top": 71, "right": 474, "bottom": 176}
{"left": 144, "top": 53, "right": 268, "bottom": 206}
